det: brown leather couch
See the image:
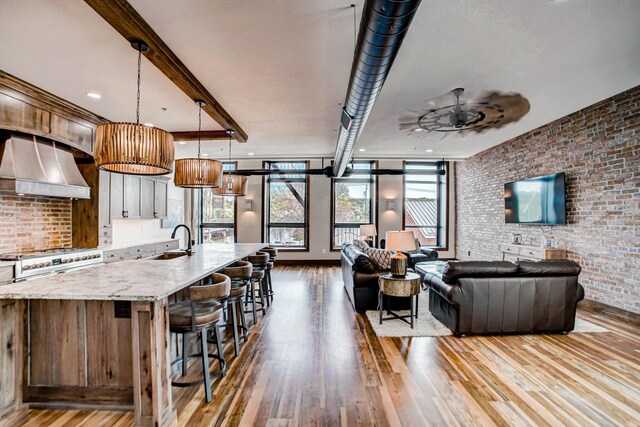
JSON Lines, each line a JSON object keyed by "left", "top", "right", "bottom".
{"left": 341, "top": 243, "right": 411, "bottom": 313}
{"left": 422, "top": 260, "right": 585, "bottom": 336}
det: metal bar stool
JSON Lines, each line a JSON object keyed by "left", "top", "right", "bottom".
{"left": 261, "top": 247, "right": 278, "bottom": 304}
{"left": 247, "top": 252, "right": 269, "bottom": 312}
{"left": 169, "top": 273, "right": 230, "bottom": 403}
{"left": 222, "top": 261, "right": 252, "bottom": 355}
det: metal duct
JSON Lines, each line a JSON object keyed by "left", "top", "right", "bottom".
{"left": 332, "top": 0, "right": 422, "bottom": 177}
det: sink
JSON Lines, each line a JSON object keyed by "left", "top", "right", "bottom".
{"left": 147, "top": 251, "right": 188, "bottom": 260}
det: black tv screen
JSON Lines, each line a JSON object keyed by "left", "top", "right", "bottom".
{"left": 504, "top": 173, "right": 566, "bottom": 225}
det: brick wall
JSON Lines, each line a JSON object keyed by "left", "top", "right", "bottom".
{"left": 456, "top": 85, "right": 640, "bottom": 314}
{"left": 0, "top": 195, "right": 72, "bottom": 253}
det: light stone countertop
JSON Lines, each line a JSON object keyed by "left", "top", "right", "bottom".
{"left": 0, "top": 243, "right": 266, "bottom": 302}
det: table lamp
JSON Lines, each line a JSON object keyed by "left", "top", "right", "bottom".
{"left": 385, "top": 231, "right": 416, "bottom": 277}
{"left": 359, "top": 224, "right": 377, "bottom": 247}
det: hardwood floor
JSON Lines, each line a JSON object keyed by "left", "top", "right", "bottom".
{"left": 18, "top": 266, "right": 640, "bottom": 426}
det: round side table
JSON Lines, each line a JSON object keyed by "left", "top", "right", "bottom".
{"left": 378, "top": 272, "right": 421, "bottom": 329}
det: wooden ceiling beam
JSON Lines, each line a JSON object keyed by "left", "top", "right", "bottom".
{"left": 171, "top": 130, "right": 230, "bottom": 141}
{"left": 83, "top": 0, "right": 248, "bottom": 142}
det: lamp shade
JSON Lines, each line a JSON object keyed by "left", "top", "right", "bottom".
{"left": 359, "top": 224, "right": 377, "bottom": 237}
{"left": 212, "top": 174, "right": 247, "bottom": 196}
{"left": 385, "top": 231, "right": 416, "bottom": 252}
{"left": 174, "top": 157, "right": 223, "bottom": 188}
{"left": 95, "top": 122, "right": 174, "bottom": 175}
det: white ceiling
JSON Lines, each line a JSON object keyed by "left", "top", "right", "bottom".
{"left": 1, "top": 0, "right": 639, "bottom": 161}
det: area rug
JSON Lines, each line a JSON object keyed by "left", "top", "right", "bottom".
{"left": 365, "top": 291, "right": 608, "bottom": 337}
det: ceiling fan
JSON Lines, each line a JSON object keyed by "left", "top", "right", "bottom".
{"left": 399, "top": 87, "right": 530, "bottom": 138}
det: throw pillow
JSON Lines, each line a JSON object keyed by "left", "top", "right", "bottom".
{"left": 361, "top": 246, "right": 394, "bottom": 270}
{"left": 353, "top": 239, "right": 368, "bottom": 251}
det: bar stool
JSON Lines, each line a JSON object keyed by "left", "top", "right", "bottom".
{"left": 247, "top": 252, "right": 269, "bottom": 312}
{"left": 262, "top": 247, "right": 278, "bottom": 304}
{"left": 222, "top": 261, "right": 252, "bottom": 355}
{"left": 169, "top": 273, "right": 230, "bottom": 403}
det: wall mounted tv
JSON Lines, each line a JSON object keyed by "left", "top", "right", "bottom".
{"left": 504, "top": 172, "right": 566, "bottom": 225}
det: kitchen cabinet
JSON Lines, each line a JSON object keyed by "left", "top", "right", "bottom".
{"left": 123, "top": 175, "right": 141, "bottom": 218}
{"left": 73, "top": 169, "right": 172, "bottom": 248}
{"left": 140, "top": 177, "right": 155, "bottom": 219}
{"left": 0, "top": 72, "right": 102, "bottom": 155}
{"left": 154, "top": 179, "right": 168, "bottom": 219}
{"left": 110, "top": 173, "right": 124, "bottom": 219}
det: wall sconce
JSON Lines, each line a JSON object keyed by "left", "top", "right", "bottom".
{"left": 386, "top": 198, "right": 396, "bottom": 211}
{"left": 244, "top": 199, "right": 253, "bottom": 211}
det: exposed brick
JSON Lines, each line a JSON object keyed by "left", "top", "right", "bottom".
{"left": 0, "top": 195, "right": 72, "bottom": 253}
{"left": 456, "top": 85, "right": 640, "bottom": 314}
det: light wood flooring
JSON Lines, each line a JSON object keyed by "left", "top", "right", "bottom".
{"left": 19, "top": 266, "right": 640, "bottom": 426}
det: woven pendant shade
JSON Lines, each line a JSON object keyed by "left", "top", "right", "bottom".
{"left": 174, "top": 157, "right": 223, "bottom": 188}
{"left": 212, "top": 174, "right": 247, "bottom": 196}
{"left": 95, "top": 122, "right": 175, "bottom": 175}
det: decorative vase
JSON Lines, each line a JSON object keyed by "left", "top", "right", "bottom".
{"left": 390, "top": 252, "right": 408, "bottom": 277}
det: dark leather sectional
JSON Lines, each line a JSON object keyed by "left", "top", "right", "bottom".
{"left": 422, "top": 260, "right": 585, "bottom": 336}
{"left": 341, "top": 243, "right": 438, "bottom": 313}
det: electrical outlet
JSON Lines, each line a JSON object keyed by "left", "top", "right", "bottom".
{"left": 114, "top": 301, "right": 131, "bottom": 318}
{"left": 322, "top": 249, "right": 326, "bottom": 254}
{"left": 467, "top": 250, "right": 471, "bottom": 257}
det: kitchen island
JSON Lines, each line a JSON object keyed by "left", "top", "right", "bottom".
{"left": 0, "top": 243, "right": 266, "bottom": 427}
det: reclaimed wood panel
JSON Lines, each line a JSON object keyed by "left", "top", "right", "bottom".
{"left": 0, "top": 300, "right": 25, "bottom": 423}
{"left": 85, "top": 301, "right": 133, "bottom": 388}
{"left": 28, "top": 300, "right": 86, "bottom": 387}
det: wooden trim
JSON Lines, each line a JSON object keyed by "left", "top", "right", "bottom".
{"left": 275, "top": 259, "right": 340, "bottom": 266}
{"left": 0, "top": 300, "right": 26, "bottom": 423}
{"left": 579, "top": 299, "right": 640, "bottom": 328}
{"left": 83, "top": 0, "right": 247, "bottom": 143}
{"left": 0, "top": 70, "right": 107, "bottom": 126}
{"left": 171, "top": 130, "right": 229, "bottom": 141}
{"left": 24, "top": 386, "right": 133, "bottom": 404}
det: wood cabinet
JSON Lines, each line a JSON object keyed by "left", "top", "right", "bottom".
{"left": 73, "top": 169, "right": 172, "bottom": 248}
{"left": 140, "top": 177, "right": 155, "bottom": 219}
{"left": 498, "top": 243, "right": 566, "bottom": 261}
{"left": 0, "top": 71, "right": 104, "bottom": 155}
{"left": 123, "top": 175, "right": 141, "bottom": 218}
{"left": 154, "top": 179, "right": 168, "bottom": 219}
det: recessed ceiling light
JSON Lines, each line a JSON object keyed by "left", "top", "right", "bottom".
{"left": 414, "top": 128, "right": 423, "bottom": 132}
{"left": 178, "top": 141, "right": 187, "bottom": 145}
{"left": 201, "top": 153, "right": 208, "bottom": 157}
{"left": 425, "top": 149, "right": 433, "bottom": 153}
{"left": 358, "top": 148, "right": 366, "bottom": 152}
{"left": 143, "top": 123, "right": 154, "bottom": 127}
{"left": 86, "top": 92, "right": 101, "bottom": 99}
{"left": 248, "top": 152, "right": 255, "bottom": 156}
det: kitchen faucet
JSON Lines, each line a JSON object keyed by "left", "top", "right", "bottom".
{"left": 171, "top": 224, "right": 193, "bottom": 256}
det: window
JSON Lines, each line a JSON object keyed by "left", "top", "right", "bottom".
{"left": 264, "top": 161, "right": 309, "bottom": 250}
{"left": 200, "top": 162, "right": 236, "bottom": 243}
{"left": 403, "top": 161, "right": 448, "bottom": 248}
{"left": 332, "top": 161, "right": 376, "bottom": 249}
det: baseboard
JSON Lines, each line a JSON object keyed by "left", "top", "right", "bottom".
{"left": 275, "top": 259, "right": 341, "bottom": 266}
{"left": 579, "top": 299, "right": 640, "bottom": 327}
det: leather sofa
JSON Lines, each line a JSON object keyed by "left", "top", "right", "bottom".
{"left": 341, "top": 243, "right": 412, "bottom": 313}
{"left": 422, "top": 260, "right": 585, "bottom": 336}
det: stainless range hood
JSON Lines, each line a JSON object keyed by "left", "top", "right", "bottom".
{"left": 0, "top": 133, "right": 90, "bottom": 199}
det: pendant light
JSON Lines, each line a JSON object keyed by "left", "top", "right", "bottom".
{"left": 174, "top": 101, "right": 223, "bottom": 188}
{"left": 94, "top": 41, "right": 174, "bottom": 175}
{"left": 212, "top": 130, "right": 247, "bottom": 197}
